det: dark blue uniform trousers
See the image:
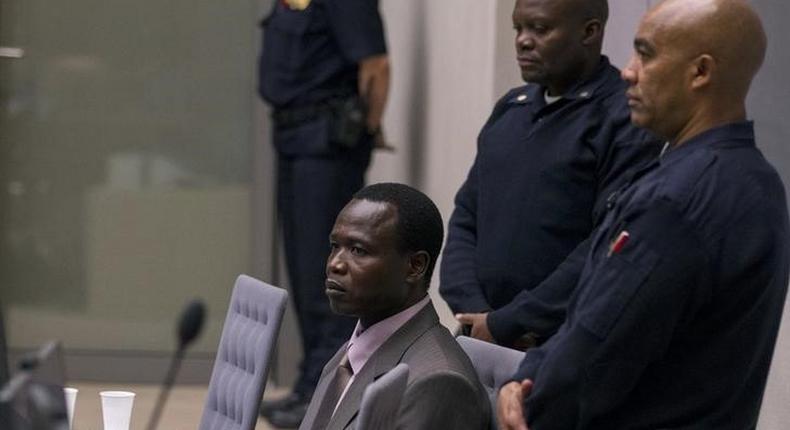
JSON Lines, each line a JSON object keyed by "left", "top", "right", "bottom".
{"left": 275, "top": 119, "right": 372, "bottom": 395}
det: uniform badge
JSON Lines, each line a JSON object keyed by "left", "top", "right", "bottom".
{"left": 284, "top": 0, "right": 311, "bottom": 10}
{"left": 608, "top": 230, "right": 630, "bottom": 257}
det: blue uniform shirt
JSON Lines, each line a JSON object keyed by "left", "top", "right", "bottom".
{"left": 440, "top": 57, "right": 659, "bottom": 344}
{"left": 258, "top": 0, "right": 386, "bottom": 108}
{"left": 516, "top": 122, "right": 790, "bottom": 429}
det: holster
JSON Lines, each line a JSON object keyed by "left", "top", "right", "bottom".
{"left": 272, "top": 96, "right": 367, "bottom": 149}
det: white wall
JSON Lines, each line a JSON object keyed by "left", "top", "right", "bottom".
{"left": 751, "top": 0, "right": 790, "bottom": 426}
{"left": 603, "top": 0, "right": 651, "bottom": 68}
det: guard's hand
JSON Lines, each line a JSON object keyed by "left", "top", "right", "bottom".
{"left": 358, "top": 54, "right": 390, "bottom": 133}
{"left": 372, "top": 127, "right": 395, "bottom": 152}
{"left": 497, "top": 379, "right": 533, "bottom": 430}
{"left": 455, "top": 312, "right": 495, "bottom": 343}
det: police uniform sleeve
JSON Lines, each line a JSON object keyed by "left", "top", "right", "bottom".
{"left": 323, "top": 0, "right": 387, "bottom": 62}
{"left": 486, "top": 237, "right": 588, "bottom": 345}
{"left": 439, "top": 157, "right": 492, "bottom": 314}
{"left": 518, "top": 199, "right": 710, "bottom": 429}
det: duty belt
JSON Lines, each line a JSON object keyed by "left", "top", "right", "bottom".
{"left": 272, "top": 97, "right": 355, "bottom": 128}
{"left": 272, "top": 104, "right": 328, "bottom": 128}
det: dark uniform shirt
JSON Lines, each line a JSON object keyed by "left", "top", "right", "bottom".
{"left": 439, "top": 57, "right": 659, "bottom": 344}
{"left": 515, "top": 122, "right": 790, "bottom": 429}
{"left": 258, "top": 0, "right": 386, "bottom": 108}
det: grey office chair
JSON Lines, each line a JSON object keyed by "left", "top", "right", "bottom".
{"left": 199, "top": 275, "right": 288, "bottom": 430}
{"left": 356, "top": 363, "right": 410, "bottom": 430}
{"left": 456, "top": 336, "right": 526, "bottom": 430}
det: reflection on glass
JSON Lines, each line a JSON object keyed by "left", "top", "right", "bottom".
{"left": 0, "top": 0, "right": 258, "bottom": 358}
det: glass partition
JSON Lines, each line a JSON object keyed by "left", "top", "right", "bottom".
{"left": 0, "top": 0, "right": 261, "bottom": 376}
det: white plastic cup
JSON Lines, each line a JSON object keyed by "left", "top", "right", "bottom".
{"left": 100, "top": 391, "right": 135, "bottom": 430}
{"left": 63, "top": 387, "right": 78, "bottom": 429}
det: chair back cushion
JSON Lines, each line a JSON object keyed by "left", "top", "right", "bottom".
{"left": 356, "top": 363, "right": 410, "bottom": 430}
{"left": 456, "top": 336, "right": 525, "bottom": 430}
{"left": 199, "top": 275, "right": 288, "bottom": 430}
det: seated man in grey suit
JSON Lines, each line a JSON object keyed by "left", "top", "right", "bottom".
{"left": 299, "top": 182, "right": 490, "bottom": 430}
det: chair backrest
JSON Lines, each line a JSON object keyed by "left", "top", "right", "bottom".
{"left": 356, "top": 363, "right": 410, "bottom": 430}
{"left": 199, "top": 275, "right": 288, "bottom": 430}
{"left": 456, "top": 336, "right": 526, "bottom": 430}
{"left": 356, "top": 363, "right": 409, "bottom": 430}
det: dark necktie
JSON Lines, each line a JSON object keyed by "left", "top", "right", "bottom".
{"left": 313, "top": 354, "right": 354, "bottom": 429}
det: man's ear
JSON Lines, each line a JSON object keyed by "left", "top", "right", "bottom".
{"left": 405, "top": 251, "right": 430, "bottom": 284}
{"left": 582, "top": 19, "right": 603, "bottom": 46}
{"left": 690, "top": 54, "right": 715, "bottom": 90}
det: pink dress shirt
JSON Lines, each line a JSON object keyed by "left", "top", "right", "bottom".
{"left": 332, "top": 294, "right": 431, "bottom": 414}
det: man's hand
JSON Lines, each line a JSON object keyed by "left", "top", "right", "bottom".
{"left": 372, "top": 127, "right": 395, "bottom": 152}
{"left": 455, "top": 312, "right": 495, "bottom": 343}
{"left": 357, "top": 54, "right": 390, "bottom": 134}
{"left": 497, "top": 379, "right": 533, "bottom": 430}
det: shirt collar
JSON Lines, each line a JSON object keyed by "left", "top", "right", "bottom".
{"left": 506, "top": 55, "right": 616, "bottom": 107}
{"left": 659, "top": 121, "right": 756, "bottom": 165}
{"left": 345, "top": 295, "right": 431, "bottom": 375}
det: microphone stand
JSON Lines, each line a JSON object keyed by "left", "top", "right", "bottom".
{"left": 145, "top": 345, "right": 186, "bottom": 430}
{"left": 145, "top": 299, "right": 204, "bottom": 430}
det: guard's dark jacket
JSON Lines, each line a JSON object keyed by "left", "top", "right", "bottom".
{"left": 440, "top": 57, "right": 659, "bottom": 344}
{"left": 516, "top": 122, "right": 789, "bottom": 429}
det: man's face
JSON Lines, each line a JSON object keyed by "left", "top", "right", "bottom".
{"left": 621, "top": 13, "right": 691, "bottom": 138}
{"left": 513, "top": 0, "right": 588, "bottom": 95}
{"left": 325, "top": 199, "right": 415, "bottom": 326}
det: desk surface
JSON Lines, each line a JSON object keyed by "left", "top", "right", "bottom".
{"left": 69, "top": 381, "right": 288, "bottom": 430}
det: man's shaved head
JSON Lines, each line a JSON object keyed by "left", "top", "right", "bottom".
{"left": 647, "top": 0, "right": 766, "bottom": 102}
{"left": 622, "top": 0, "right": 767, "bottom": 143}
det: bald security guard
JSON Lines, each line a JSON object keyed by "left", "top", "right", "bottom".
{"left": 258, "top": 0, "right": 390, "bottom": 427}
{"left": 441, "top": 0, "right": 659, "bottom": 348}
{"left": 498, "top": 0, "right": 790, "bottom": 428}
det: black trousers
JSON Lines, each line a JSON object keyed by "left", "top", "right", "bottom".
{"left": 274, "top": 116, "right": 372, "bottom": 395}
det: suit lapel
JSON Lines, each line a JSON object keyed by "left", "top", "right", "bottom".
{"left": 300, "top": 344, "right": 347, "bottom": 430}
{"left": 326, "top": 303, "right": 441, "bottom": 430}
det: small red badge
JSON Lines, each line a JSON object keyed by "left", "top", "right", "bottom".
{"left": 608, "top": 230, "right": 630, "bottom": 257}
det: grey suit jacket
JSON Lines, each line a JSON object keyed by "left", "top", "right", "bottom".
{"left": 299, "top": 302, "right": 490, "bottom": 430}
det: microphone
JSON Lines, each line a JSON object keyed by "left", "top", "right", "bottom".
{"left": 178, "top": 300, "right": 206, "bottom": 349}
{"left": 146, "top": 299, "right": 206, "bottom": 430}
